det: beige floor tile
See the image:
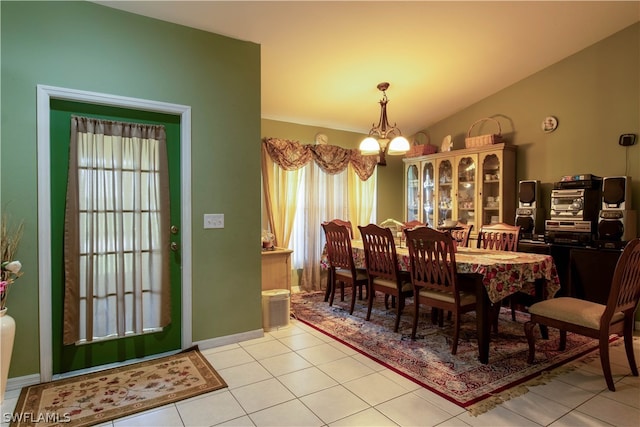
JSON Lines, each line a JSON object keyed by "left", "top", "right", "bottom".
{"left": 575, "top": 394, "right": 640, "bottom": 426}
{"left": 350, "top": 352, "right": 387, "bottom": 372}
{"left": 299, "top": 385, "right": 370, "bottom": 424}
{"left": 411, "top": 387, "right": 467, "bottom": 417}
{"left": 176, "top": 390, "right": 246, "bottom": 426}
{"left": 204, "top": 347, "right": 255, "bottom": 370}
{"left": 343, "top": 372, "right": 410, "bottom": 406}
{"left": 267, "top": 323, "right": 307, "bottom": 339}
{"left": 598, "top": 377, "right": 640, "bottom": 409}
{"left": 113, "top": 405, "right": 184, "bottom": 427}
{"left": 248, "top": 399, "right": 323, "bottom": 427}
{"left": 242, "top": 339, "right": 292, "bottom": 360}
{"left": 328, "top": 339, "right": 359, "bottom": 356}
{"left": 554, "top": 366, "right": 615, "bottom": 393}
{"left": 378, "top": 368, "right": 423, "bottom": 392}
{"left": 548, "top": 410, "right": 615, "bottom": 427}
{"left": 214, "top": 415, "right": 255, "bottom": 426}
{"left": 458, "top": 404, "right": 541, "bottom": 427}
{"left": 217, "top": 361, "right": 273, "bottom": 389}
{"left": 296, "top": 342, "right": 349, "bottom": 365}
{"left": 278, "top": 366, "right": 338, "bottom": 397}
{"left": 375, "top": 392, "right": 453, "bottom": 426}
{"left": 528, "top": 377, "right": 597, "bottom": 409}
{"left": 501, "top": 389, "right": 572, "bottom": 425}
{"left": 277, "top": 331, "right": 326, "bottom": 351}
{"left": 317, "top": 355, "right": 377, "bottom": 384}
{"left": 258, "top": 351, "right": 313, "bottom": 377}
{"left": 329, "top": 407, "right": 398, "bottom": 426}
{"left": 231, "top": 378, "right": 296, "bottom": 414}
{"left": 237, "top": 334, "right": 275, "bottom": 348}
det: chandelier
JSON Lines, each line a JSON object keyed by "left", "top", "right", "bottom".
{"left": 358, "top": 82, "right": 410, "bottom": 166}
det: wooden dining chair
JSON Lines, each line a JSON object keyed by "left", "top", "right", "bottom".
{"left": 450, "top": 223, "right": 473, "bottom": 248}
{"left": 404, "top": 226, "right": 476, "bottom": 355}
{"left": 524, "top": 238, "right": 640, "bottom": 391}
{"left": 322, "top": 221, "right": 369, "bottom": 314}
{"left": 401, "top": 220, "right": 424, "bottom": 231}
{"left": 328, "top": 218, "right": 354, "bottom": 239}
{"left": 477, "top": 222, "right": 523, "bottom": 323}
{"left": 476, "top": 222, "right": 520, "bottom": 251}
{"left": 358, "top": 224, "right": 413, "bottom": 332}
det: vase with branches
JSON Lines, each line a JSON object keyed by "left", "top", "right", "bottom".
{"left": 0, "top": 215, "right": 24, "bottom": 310}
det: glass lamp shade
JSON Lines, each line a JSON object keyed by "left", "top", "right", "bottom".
{"left": 387, "top": 136, "right": 410, "bottom": 155}
{"left": 359, "top": 136, "right": 381, "bottom": 155}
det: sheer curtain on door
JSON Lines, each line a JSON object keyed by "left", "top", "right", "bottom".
{"left": 63, "top": 116, "right": 171, "bottom": 345}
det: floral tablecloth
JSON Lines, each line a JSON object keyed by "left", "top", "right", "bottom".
{"left": 321, "top": 240, "right": 561, "bottom": 304}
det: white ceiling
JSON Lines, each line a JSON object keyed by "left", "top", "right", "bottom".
{"left": 95, "top": 1, "right": 639, "bottom": 136}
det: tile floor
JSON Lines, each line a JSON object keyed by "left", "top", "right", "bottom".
{"left": 2, "top": 319, "right": 639, "bottom": 427}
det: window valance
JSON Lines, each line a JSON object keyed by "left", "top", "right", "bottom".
{"left": 262, "top": 137, "right": 377, "bottom": 181}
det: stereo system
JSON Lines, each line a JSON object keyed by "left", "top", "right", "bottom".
{"left": 534, "top": 174, "right": 637, "bottom": 247}
{"left": 597, "top": 176, "right": 636, "bottom": 247}
{"left": 515, "top": 180, "right": 545, "bottom": 238}
{"left": 544, "top": 175, "right": 601, "bottom": 245}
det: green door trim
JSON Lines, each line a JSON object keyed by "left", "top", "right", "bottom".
{"left": 36, "top": 85, "right": 193, "bottom": 382}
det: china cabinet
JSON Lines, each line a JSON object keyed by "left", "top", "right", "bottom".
{"left": 403, "top": 143, "right": 516, "bottom": 235}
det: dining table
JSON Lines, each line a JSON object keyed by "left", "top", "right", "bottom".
{"left": 321, "top": 240, "right": 561, "bottom": 364}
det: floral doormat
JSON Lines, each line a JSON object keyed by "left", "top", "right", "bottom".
{"left": 10, "top": 346, "right": 227, "bottom": 427}
{"left": 292, "top": 291, "right": 617, "bottom": 416}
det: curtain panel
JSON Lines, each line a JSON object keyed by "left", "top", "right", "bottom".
{"left": 262, "top": 138, "right": 377, "bottom": 180}
{"left": 64, "top": 115, "right": 171, "bottom": 345}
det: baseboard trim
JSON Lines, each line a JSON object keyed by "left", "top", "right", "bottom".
{"left": 193, "top": 328, "right": 264, "bottom": 350}
{"left": 6, "top": 374, "right": 41, "bottom": 392}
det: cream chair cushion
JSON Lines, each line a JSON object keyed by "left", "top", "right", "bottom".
{"left": 335, "top": 268, "right": 367, "bottom": 281}
{"left": 418, "top": 288, "right": 476, "bottom": 305}
{"left": 373, "top": 277, "right": 413, "bottom": 293}
{"left": 529, "top": 297, "right": 624, "bottom": 329}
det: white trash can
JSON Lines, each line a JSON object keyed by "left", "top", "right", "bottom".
{"left": 261, "top": 289, "right": 290, "bottom": 331}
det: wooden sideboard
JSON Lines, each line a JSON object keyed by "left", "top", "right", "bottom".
{"left": 261, "top": 248, "right": 293, "bottom": 291}
{"left": 518, "top": 241, "right": 622, "bottom": 304}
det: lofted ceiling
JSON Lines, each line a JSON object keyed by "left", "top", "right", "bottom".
{"left": 95, "top": 1, "right": 639, "bottom": 137}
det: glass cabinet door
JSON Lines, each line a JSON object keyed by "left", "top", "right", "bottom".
{"left": 437, "top": 160, "right": 453, "bottom": 225}
{"left": 456, "top": 155, "right": 477, "bottom": 230}
{"left": 422, "top": 161, "right": 435, "bottom": 226}
{"left": 406, "top": 164, "right": 420, "bottom": 222}
{"left": 481, "top": 153, "right": 501, "bottom": 226}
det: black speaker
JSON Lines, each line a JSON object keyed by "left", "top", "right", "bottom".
{"left": 516, "top": 180, "right": 545, "bottom": 237}
{"left": 598, "top": 210, "right": 637, "bottom": 242}
{"left": 602, "top": 176, "right": 632, "bottom": 210}
{"left": 518, "top": 180, "right": 539, "bottom": 208}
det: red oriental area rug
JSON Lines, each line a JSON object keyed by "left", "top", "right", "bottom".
{"left": 291, "top": 291, "right": 615, "bottom": 415}
{"left": 10, "top": 346, "right": 226, "bottom": 427}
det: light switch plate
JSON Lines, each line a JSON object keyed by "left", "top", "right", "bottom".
{"left": 204, "top": 213, "right": 224, "bottom": 229}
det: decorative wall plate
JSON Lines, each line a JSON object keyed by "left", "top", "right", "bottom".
{"left": 542, "top": 116, "right": 558, "bottom": 133}
{"left": 314, "top": 132, "right": 329, "bottom": 145}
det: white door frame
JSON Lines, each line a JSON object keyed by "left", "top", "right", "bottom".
{"left": 36, "top": 84, "right": 192, "bottom": 382}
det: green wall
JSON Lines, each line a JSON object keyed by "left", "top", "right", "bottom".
{"left": 419, "top": 23, "right": 640, "bottom": 217}
{"left": 1, "top": 1, "right": 261, "bottom": 377}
